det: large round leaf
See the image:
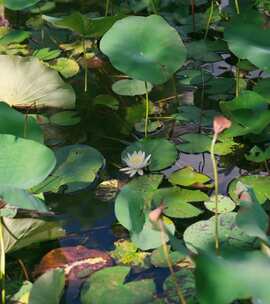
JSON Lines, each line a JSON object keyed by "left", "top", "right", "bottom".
{"left": 183, "top": 212, "right": 257, "bottom": 254}
{"left": 32, "top": 145, "right": 105, "bottom": 193}
{"left": 122, "top": 138, "right": 177, "bottom": 171}
{"left": 100, "top": 15, "right": 187, "bottom": 85}
{"left": 4, "top": 0, "right": 42, "bottom": 10}
{"left": 152, "top": 187, "right": 207, "bottom": 218}
{"left": 81, "top": 266, "right": 155, "bottom": 304}
{"left": 0, "top": 134, "right": 56, "bottom": 189}
{"left": 224, "top": 10, "right": 270, "bottom": 72}
{"left": 112, "top": 79, "right": 153, "bottom": 96}
{"left": 0, "top": 55, "right": 75, "bottom": 109}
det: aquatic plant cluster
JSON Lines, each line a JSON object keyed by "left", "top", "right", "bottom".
{"left": 0, "top": 0, "right": 270, "bottom": 303}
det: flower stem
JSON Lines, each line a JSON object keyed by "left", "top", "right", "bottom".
{"left": 204, "top": 0, "right": 214, "bottom": 40}
{"left": 235, "top": 65, "right": 240, "bottom": 97}
{"left": 234, "top": 0, "right": 240, "bottom": 14}
{"left": 105, "top": 0, "right": 110, "bottom": 16}
{"left": 210, "top": 132, "right": 220, "bottom": 255}
{"left": 150, "top": 0, "right": 158, "bottom": 14}
{"left": 191, "top": 0, "right": 196, "bottom": 32}
{"left": 82, "top": 38, "right": 88, "bottom": 92}
{"left": 0, "top": 217, "right": 6, "bottom": 304}
{"left": 158, "top": 220, "right": 187, "bottom": 304}
{"left": 144, "top": 82, "right": 150, "bottom": 138}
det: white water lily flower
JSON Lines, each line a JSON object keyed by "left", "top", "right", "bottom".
{"left": 120, "top": 151, "right": 151, "bottom": 177}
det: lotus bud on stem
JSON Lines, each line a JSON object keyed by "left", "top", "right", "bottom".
{"left": 211, "top": 116, "right": 231, "bottom": 255}
{"left": 149, "top": 204, "right": 187, "bottom": 304}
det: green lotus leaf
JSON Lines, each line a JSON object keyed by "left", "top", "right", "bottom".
{"left": 221, "top": 91, "right": 270, "bottom": 135}
{"left": 245, "top": 145, "right": 270, "bottom": 163}
{"left": 122, "top": 138, "right": 177, "bottom": 171}
{"left": 0, "top": 186, "right": 47, "bottom": 212}
{"left": 112, "top": 79, "right": 153, "bottom": 96}
{"left": 196, "top": 251, "right": 270, "bottom": 304}
{"left": 81, "top": 266, "right": 155, "bottom": 304}
{"left": 0, "top": 102, "right": 43, "bottom": 142}
{"left": 183, "top": 212, "right": 257, "bottom": 254}
{"left": 0, "top": 30, "right": 31, "bottom": 45}
{"left": 30, "top": 1, "right": 55, "bottom": 14}
{"left": 164, "top": 269, "right": 197, "bottom": 304}
{"left": 32, "top": 144, "right": 105, "bottom": 193}
{"left": 100, "top": 15, "right": 187, "bottom": 85}
{"left": 169, "top": 166, "right": 210, "bottom": 186}
{"left": 204, "top": 195, "right": 236, "bottom": 214}
{"left": 150, "top": 246, "right": 185, "bottom": 268}
{"left": 33, "top": 48, "right": 61, "bottom": 61}
{"left": 224, "top": 10, "right": 270, "bottom": 72}
{"left": 152, "top": 186, "right": 207, "bottom": 218}
{"left": 49, "top": 111, "right": 81, "bottom": 126}
{"left": 43, "top": 12, "right": 123, "bottom": 37}
{"left": 94, "top": 94, "right": 119, "bottom": 110}
{"left": 50, "top": 57, "right": 80, "bottom": 78}
{"left": 0, "top": 55, "right": 75, "bottom": 109}
{"left": 131, "top": 216, "right": 175, "bottom": 250}
{"left": 3, "top": 217, "right": 65, "bottom": 253}
{"left": 115, "top": 175, "right": 163, "bottom": 232}
{"left": 4, "top": 0, "right": 42, "bottom": 10}
{"left": 229, "top": 175, "right": 270, "bottom": 205}
{"left": 0, "top": 134, "right": 56, "bottom": 189}
{"left": 254, "top": 78, "right": 270, "bottom": 102}
{"left": 178, "top": 133, "right": 238, "bottom": 155}
{"left": 29, "top": 269, "right": 65, "bottom": 304}
{"left": 236, "top": 188, "right": 269, "bottom": 244}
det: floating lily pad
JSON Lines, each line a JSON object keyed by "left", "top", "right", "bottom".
{"left": 164, "top": 269, "right": 197, "bottom": 304}
{"left": 183, "top": 212, "right": 257, "bottom": 254}
{"left": 81, "top": 266, "right": 155, "bottom": 304}
{"left": 32, "top": 145, "right": 105, "bottom": 193}
{"left": 50, "top": 57, "right": 80, "bottom": 78}
{"left": 169, "top": 167, "right": 210, "bottom": 186}
{"left": 150, "top": 246, "right": 184, "bottom": 268}
{"left": 94, "top": 95, "right": 119, "bottom": 110}
{"left": 153, "top": 187, "right": 207, "bottom": 218}
{"left": 0, "top": 102, "right": 43, "bottom": 142}
{"left": 33, "top": 48, "right": 61, "bottom": 61}
{"left": 0, "top": 55, "right": 75, "bottom": 109}
{"left": 0, "top": 134, "right": 56, "bottom": 189}
{"left": 49, "top": 111, "right": 81, "bottom": 126}
{"left": 100, "top": 15, "right": 187, "bottom": 85}
{"left": 122, "top": 138, "right": 177, "bottom": 171}
{"left": 29, "top": 269, "right": 65, "bottom": 304}
{"left": 0, "top": 30, "right": 31, "bottom": 45}
{"left": 112, "top": 79, "right": 153, "bottom": 96}
{"left": 229, "top": 175, "right": 270, "bottom": 205}
{"left": 204, "top": 195, "right": 236, "bottom": 213}
{"left": 178, "top": 133, "right": 238, "bottom": 155}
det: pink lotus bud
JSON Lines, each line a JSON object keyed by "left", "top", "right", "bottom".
{"left": 213, "top": 116, "right": 231, "bottom": 135}
{"left": 239, "top": 192, "right": 252, "bottom": 202}
{"left": 149, "top": 204, "right": 165, "bottom": 222}
{"left": 0, "top": 16, "right": 9, "bottom": 27}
